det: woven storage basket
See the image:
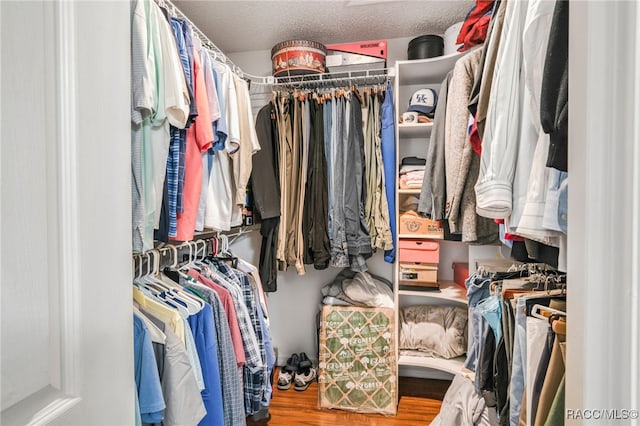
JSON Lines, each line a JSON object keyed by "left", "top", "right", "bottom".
{"left": 318, "top": 305, "right": 397, "bottom": 415}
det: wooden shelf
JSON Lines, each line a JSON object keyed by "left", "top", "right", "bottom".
{"left": 398, "top": 354, "right": 465, "bottom": 375}
{"left": 398, "top": 122, "right": 432, "bottom": 138}
{"left": 398, "top": 233, "right": 443, "bottom": 240}
{"left": 398, "top": 188, "right": 422, "bottom": 194}
{"left": 398, "top": 281, "right": 467, "bottom": 304}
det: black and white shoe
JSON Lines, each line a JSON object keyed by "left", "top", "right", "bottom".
{"left": 293, "top": 352, "right": 317, "bottom": 391}
{"left": 277, "top": 353, "right": 299, "bottom": 390}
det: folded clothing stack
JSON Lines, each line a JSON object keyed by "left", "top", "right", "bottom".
{"left": 399, "top": 156, "right": 426, "bottom": 189}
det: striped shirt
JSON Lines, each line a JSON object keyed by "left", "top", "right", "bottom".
{"left": 168, "top": 17, "right": 191, "bottom": 213}
{"left": 166, "top": 127, "right": 183, "bottom": 237}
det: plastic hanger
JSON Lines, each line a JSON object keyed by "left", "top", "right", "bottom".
{"left": 211, "top": 234, "right": 237, "bottom": 268}
{"left": 531, "top": 303, "right": 566, "bottom": 321}
{"left": 141, "top": 250, "right": 175, "bottom": 291}
{"left": 145, "top": 249, "right": 202, "bottom": 314}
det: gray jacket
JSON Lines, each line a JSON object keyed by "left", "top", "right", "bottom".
{"left": 445, "top": 49, "right": 499, "bottom": 244}
{"left": 419, "top": 71, "right": 452, "bottom": 220}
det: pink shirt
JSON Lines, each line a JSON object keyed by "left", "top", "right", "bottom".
{"left": 188, "top": 269, "right": 246, "bottom": 367}
{"left": 175, "top": 46, "right": 213, "bottom": 241}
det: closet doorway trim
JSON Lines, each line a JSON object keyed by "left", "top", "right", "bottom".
{"left": 568, "top": 1, "right": 640, "bottom": 421}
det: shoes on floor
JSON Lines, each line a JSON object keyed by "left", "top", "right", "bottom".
{"left": 293, "top": 352, "right": 317, "bottom": 391}
{"left": 277, "top": 353, "right": 300, "bottom": 390}
{"left": 277, "top": 352, "right": 317, "bottom": 391}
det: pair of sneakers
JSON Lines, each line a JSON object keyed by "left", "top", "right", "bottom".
{"left": 277, "top": 352, "right": 317, "bottom": 391}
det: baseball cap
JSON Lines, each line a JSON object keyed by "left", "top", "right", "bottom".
{"left": 408, "top": 88, "right": 438, "bottom": 118}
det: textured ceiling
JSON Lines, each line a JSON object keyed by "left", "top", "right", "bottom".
{"left": 172, "top": 0, "right": 473, "bottom": 54}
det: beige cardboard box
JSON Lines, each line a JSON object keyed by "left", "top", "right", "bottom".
{"left": 399, "top": 262, "right": 439, "bottom": 288}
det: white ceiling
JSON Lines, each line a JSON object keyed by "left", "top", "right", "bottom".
{"left": 172, "top": 0, "right": 474, "bottom": 54}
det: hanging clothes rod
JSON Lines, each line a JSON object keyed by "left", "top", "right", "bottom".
{"left": 153, "top": 0, "right": 393, "bottom": 87}
{"left": 251, "top": 67, "right": 393, "bottom": 88}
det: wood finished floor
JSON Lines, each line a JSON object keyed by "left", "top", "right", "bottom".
{"left": 266, "top": 374, "right": 450, "bottom": 426}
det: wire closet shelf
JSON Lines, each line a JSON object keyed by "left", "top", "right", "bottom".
{"left": 158, "top": 0, "right": 391, "bottom": 88}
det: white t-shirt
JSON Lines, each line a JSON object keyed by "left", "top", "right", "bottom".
{"left": 230, "top": 74, "right": 261, "bottom": 225}
{"left": 150, "top": 6, "right": 190, "bottom": 228}
{"left": 204, "top": 63, "right": 237, "bottom": 230}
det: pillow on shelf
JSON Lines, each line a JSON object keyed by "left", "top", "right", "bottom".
{"left": 399, "top": 305, "right": 468, "bottom": 359}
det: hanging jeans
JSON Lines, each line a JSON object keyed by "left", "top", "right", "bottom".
{"left": 364, "top": 91, "right": 393, "bottom": 251}
{"left": 330, "top": 96, "right": 349, "bottom": 267}
{"left": 380, "top": 84, "right": 397, "bottom": 262}
{"left": 344, "top": 94, "right": 372, "bottom": 270}
{"left": 324, "top": 99, "right": 333, "bottom": 240}
{"left": 464, "top": 274, "right": 492, "bottom": 372}
{"left": 477, "top": 294, "right": 503, "bottom": 344}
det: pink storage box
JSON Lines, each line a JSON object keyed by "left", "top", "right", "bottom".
{"left": 398, "top": 239, "right": 440, "bottom": 264}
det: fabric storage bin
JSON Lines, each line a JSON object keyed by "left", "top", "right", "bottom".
{"left": 318, "top": 305, "right": 397, "bottom": 415}
{"left": 399, "top": 263, "right": 439, "bottom": 288}
{"left": 399, "top": 211, "right": 443, "bottom": 237}
{"left": 398, "top": 239, "right": 440, "bottom": 264}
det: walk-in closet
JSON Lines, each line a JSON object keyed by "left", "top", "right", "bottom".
{"left": 1, "top": 1, "right": 639, "bottom": 425}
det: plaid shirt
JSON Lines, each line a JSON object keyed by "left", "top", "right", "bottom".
{"left": 210, "top": 260, "right": 268, "bottom": 415}
{"left": 202, "top": 262, "right": 263, "bottom": 372}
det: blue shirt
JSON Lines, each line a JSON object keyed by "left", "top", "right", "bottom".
{"left": 168, "top": 18, "right": 191, "bottom": 213}
{"left": 133, "top": 314, "right": 165, "bottom": 423}
{"left": 381, "top": 82, "right": 397, "bottom": 263}
{"left": 169, "top": 17, "right": 196, "bottom": 125}
{"left": 167, "top": 127, "right": 184, "bottom": 237}
{"left": 188, "top": 303, "right": 225, "bottom": 426}
{"left": 256, "top": 296, "right": 276, "bottom": 406}
{"left": 211, "top": 64, "right": 228, "bottom": 151}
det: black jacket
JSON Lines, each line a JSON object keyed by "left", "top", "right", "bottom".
{"left": 540, "top": 0, "right": 568, "bottom": 172}
{"left": 252, "top": 103, "right": 281, "bottom": 219}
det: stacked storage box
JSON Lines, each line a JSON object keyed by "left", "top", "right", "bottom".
{"left": 398, "top": 239, "right": 440, "bottom": 289}
{"left": 318, "top": 305, "right": 397, "bottom": 415}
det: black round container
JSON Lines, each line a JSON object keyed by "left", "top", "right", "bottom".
{"left": 407, "top": 35, "right": 444, "bottom": 60}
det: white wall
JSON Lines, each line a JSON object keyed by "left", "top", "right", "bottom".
{"left": 229, "top": 36, "right": 472, "bottom": 367}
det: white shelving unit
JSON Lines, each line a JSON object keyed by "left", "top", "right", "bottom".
{"left": 395, "top": 52, "right": 465, "bottom": 85}
{"left": 398, "top": 354, "right": 466, "bottom": 375}
{"left": 398, "top": 122, "right": 433, "bottom": 138}
{"left": 397, "top": 233, "right": 444, "bottom": 240}
{"left": 398, "top": 281, "right": 467, "bottom": 304}
{"left": 393, "top": 52, "right": 469, "bottom": 381}
{"left": 398, "top": 188, "right": 422, "bottom": 195}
